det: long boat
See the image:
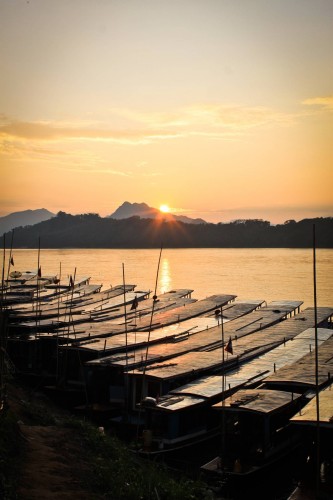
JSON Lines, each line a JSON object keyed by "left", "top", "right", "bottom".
{"left": 8, "top": 290, "right": 150, "bottom": 333}
{"left": 6, "top": 284, "right": 137, "bottom": 324}
{"left": 200, "top": 335, "right": 333, "bottom": 496}
{"left": 4, "top": 288, "right": 193, "bottom": 379}
{"left": 128, "top": 307, "right": 331, "bottom": 412}
{"left": 134, "top": 327, "right": 333, "bottom": 457}
{"left": 41, "top": 294, "right": 237, "bottom": 405}
{"left": 82, "top": 299, "right": 265, "bottom": 413}
{"left": 288, "top": 383, "right": 333, "bottom": 500}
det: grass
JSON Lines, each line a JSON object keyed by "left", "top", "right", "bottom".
{"left": 64, "top": 418, "right": 213, "bottom": 499}
{"left": 1, "top": 379, "right": 214, "bottom": 500}
{"left": 0, "top": 409, "right": 23, "bottom": 499}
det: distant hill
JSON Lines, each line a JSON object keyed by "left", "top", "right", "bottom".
{"left": 0, "top": 209, "right": 55, "bottom": 236}
{"left": 1, "top": 212, "right": 332, "bottom": 248}
{"left": 108, "top": 201, "right": 207, "bottom": 225}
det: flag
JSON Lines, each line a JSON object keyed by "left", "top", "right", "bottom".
{"left": 37, "top": 266, "right": 42, "bottom": 278}
{"left": 10, "top": 256, "right": 14, "bottom": 266}
{"left": 225, "top": 337, "right": 233, "bottom": 355}
{"left": 130, "top": 296, "right": 139, "bottom": 310}
{"left": 69, "top": 275, "right": 74, "bottom": 288}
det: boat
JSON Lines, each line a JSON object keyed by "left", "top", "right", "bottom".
{"left": 129, "top": 310, "right": 332, "bottom": 417}
{"left": 200, "top": 335, "right": 333, "bottom": 496}
{"left": 200, "top": 387, "right": 308, "bottom": 500}
{"left": 287, "top": 383, "right": 333, "bottom": 500}
{"left": 133, "top": 327, "right": 333, "bottom": 459}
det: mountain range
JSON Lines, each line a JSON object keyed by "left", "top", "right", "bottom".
{"left": 0, "top": 203, "right": 206, "bottom": 235}
{"left": 0, "top": 209, "right": 56, "bottom": 236}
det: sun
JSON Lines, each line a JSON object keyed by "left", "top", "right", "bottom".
{"left": 159, "top": 204, "right": 170, "bottom": 213}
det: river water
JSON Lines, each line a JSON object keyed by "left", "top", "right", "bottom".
{"left": 8, "top": 248, "right": 333, "bottom": 309}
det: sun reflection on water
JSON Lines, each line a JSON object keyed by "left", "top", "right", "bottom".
{"left": 159, "top": 257, "right": 171, "bottom": 294}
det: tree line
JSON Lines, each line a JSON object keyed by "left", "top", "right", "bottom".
{"left": 1, "top": 211, "right": 332, "bottom": 248}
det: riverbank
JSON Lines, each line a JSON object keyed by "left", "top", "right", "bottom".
{"left": 1, "top": 378, "right": 212, "bottom": 499}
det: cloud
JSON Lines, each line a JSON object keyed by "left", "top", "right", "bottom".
{"left": 0, "top": 102, "right": 295, "bottom": 154}
{"left": 52, "top": 164, "right": 131, "bottom": 176}
{"left": 0, "top": 118, "right": 183, "bottom": 145}
{"left": 111, "top": 103, "right": 295, "bottom": 131}
{"left": 302, "top": 95, "right": 333, "bottom": 111}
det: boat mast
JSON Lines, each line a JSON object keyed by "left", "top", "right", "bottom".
{"left": 122, "top": 263, "right": 129, "bottom": 415}
{"left": 35, "top": 237, "right": 41, "bottom": 332}
{"left": 136, "top": 245, "right": 163, "bottom": 441}
{"left": 56, "top": 261, "right": 62, "bottom": 383}
{"left": 0, "top": 235, "right": 6, "bottom": 411}
{"left": 221, "top": 305, "right": 226, "bottom": 455}
{"left": 5, "top": 230, "right": 14, "bottom": 290}
{"left": 313, "top": 223, "right": 320, "bottom": 494}
{"left": 0, "top": 235, "right": 5, "bottom": 313}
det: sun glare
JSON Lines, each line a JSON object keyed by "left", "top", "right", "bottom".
{"left": 159, "top": 204, "right": 170, "bottom": 213}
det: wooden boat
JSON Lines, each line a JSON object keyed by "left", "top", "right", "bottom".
{"left": 82, "top": 299, "right": 266, "bottom": 413}
{"left": 2, "top": 273, "right": 92, "bottom": 305}
{"left": 8, "top": 290, "right": 150, "bottom": 334}
{"left": 287, "top": 226, "right": 333, "bottom": 500}
{"left": 128, "top": 311, "right": 332, "bottom": 415}
{"left": 290, "top": 382, "right": 333, "bottom": 459}
{"left": 134, "top": 327, "right": 333, "bottom": 458}
{"left": 200, "top": 388, "right": 306, "bottom": 487}
{"left": 287, "top": 383, "right": 333, "bottom": 500}
{"left": 200, "top": 334, "right": 333, "bottom": 491}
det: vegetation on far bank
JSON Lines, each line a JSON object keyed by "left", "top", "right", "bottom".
{"left": 1, "top": 212, "right": 332, "bottom": 248}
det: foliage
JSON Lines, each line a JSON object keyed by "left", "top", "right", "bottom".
{"left": 18, "top": 399, "right": 58, "bottom": 426}
{"left": 1, "top": 212, "right": 332, "bottom": 248}
{"left": 66, "top": 419, "right": 210, "bottom": 499}
{"left": 0, "top": 387, "right": 210, "bottom": 500}
{"left": 0, "top": 410, "right": 23, "bottom": 499}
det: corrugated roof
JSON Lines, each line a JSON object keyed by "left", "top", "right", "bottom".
{"left": 213, "top": 388, "right": 303, "bottom": 415}
{"left": 171, "top": 328, "right": 332, "bottom": 400}
{"left": 80, "top": 300, "right": 309, "bottom": 356}
{"left": 291, "top": 383, "right": 333, "bottom": 426}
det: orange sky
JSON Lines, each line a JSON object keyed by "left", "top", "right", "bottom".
{"left": 1, "top": 0, "right": 332, "bottom": 223}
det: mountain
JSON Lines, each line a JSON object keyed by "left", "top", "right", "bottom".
{"left": 0, "top": 209, "right": 55, "bottom": 236}
{"left": 1, "top": 213, "right": 332, "bottom": 248}
{"left": 108, "top": 201, "right": 207, "bottom": 225}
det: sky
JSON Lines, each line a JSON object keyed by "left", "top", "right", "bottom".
{"left": 0, "top": 0, "right": 332, "bottom": 224}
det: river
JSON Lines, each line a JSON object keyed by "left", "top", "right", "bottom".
{"left": 7, "top": 248, "right": 333, "bottom": 309}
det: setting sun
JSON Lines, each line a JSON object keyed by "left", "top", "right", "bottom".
{"left": 159, "top": 204, "right": 170, "bottom": 213}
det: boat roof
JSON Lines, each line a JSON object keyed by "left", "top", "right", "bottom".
{"left": 290, "top": 383, "right": 333, "bottom": 427}
{"left": 81, "top": 288, "right": 193, "bottom": 314}
{"left": 57, "top": 293, "right": 237, "bottom": 345}
{"left": 157, "top": 328, "right": 332, "bottom": 402}
{"left": 79, "top": 299, "right": 305, "bottom": 355}
{"left": 128, "top": 319, "right": 333, "bottom": 383}
{"left": 213, "top": 388, "right": 303, "bottom": 415}
{"left": 84, "top": 299, "right": 266, "bottom": 364}
{"left": 263, "top": 336, "right": 333, "bottom": 390}
{"left": 133, "top": 350, "right": 237, "bottom": 381}
{"left": 9, "top": 284, "right": 135, "bottom": 313}
{"left": 15, "top": 290, "right": 150, "bottom": 330}
{"left": 151, "top": 394, "right": 206, "bottom": 412}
